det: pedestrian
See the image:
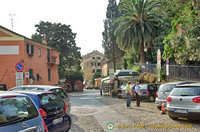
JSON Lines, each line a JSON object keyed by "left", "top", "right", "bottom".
{"left": 126, "top": 81, "right": 132, "bottom": 108}
{"left": 100, "top": 84, "right": 102, "bottom": 96}
{"left": 135, "top": 82, "right": 141, "bottom": 107}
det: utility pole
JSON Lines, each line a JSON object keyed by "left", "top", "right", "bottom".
{"left": 9, "top": 14, "right": 15, "bottom": 30}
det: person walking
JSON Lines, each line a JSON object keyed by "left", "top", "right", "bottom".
{"left": 126, "top": 81, "right": 132, "bottom": 108}
{"left": 135, "top": 82, "right": 141, "bottom": 107}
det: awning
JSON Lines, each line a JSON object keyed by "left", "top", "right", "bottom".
{"left": 115, "top": 70, "right": 139, "bottom": 76}
{"left": 100, "top": 77, "right": 110, "bottom": 85}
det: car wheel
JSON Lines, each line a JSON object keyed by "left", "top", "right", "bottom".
{"left": 148, "top": 96, "right": 154, "bottom": 102}
{"left": 169, "top": 115, "right": 178, "bottom": 120}
{"left": 157, "top": 106, "right": 161, "bottom": 110}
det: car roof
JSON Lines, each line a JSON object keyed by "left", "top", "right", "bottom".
{"left": 13, "top": 90, "right": 51, "bottom": 95}
{"left": 161, "top": 81, "right": 193, "bottom": 85}
{"left": 175, "top": 82, "right": 200, "bottom": 87}
{"left": 13, "top": 85, "right": 62, "bottom": 90}
{"left": 0, "top": 91, "right": 29, "bottom": 97}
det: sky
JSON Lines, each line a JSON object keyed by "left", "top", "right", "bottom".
{"left": 0, "top": 0, "right": 119, "bottom": 56}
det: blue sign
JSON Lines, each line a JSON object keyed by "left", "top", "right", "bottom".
{"left": 15, "top": 62, "right": 24, "bottom": 72}
{"left": 166, "top": 58, "right": 169, "bottom": 64}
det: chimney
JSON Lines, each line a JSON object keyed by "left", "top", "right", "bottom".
{"left": 42, "top": 39, "right": 47, "bottom": 45}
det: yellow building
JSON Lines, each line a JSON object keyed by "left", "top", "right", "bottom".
{"left": 81, "top": 50, "right": 105, "bottom": 83}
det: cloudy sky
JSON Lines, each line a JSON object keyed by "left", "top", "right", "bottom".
{"left": 0, "top": 0, "right": 119, "bottom": 55}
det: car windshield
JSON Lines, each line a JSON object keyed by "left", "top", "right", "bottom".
{"left": 0, "top": 96, "right": 39, "bottom": 126}
{"left": 38, "top": 93, "right": 65, "bottom": 111}
{"left": 139, "top": 85, "right": 147, "bottom": 90}
{"left": 158, "top": 84, "right": 176, "bottom": 92}
{"left": 50, "top": 88, "right": 68, "bottom": 99}
{"left": 170, "top": 87, "right": 200, "bottom": 96}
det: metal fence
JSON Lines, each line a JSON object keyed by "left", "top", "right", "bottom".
{"left": 134, "top": 63, "right": 200, "bottom": 81}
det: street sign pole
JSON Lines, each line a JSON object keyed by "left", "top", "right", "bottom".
{"left": 166, "top": 58, "right": 169, "bottom": 81}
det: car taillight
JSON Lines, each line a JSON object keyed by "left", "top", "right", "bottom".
{"left": 156, "top": 92, "right": 158, "bottom": 98}
{"left": 2, "top": 95, "right": 16, "bottom": 98}
{"left": 65, "top": 104, "right": 67, "bottom": 112}
{"left": 146, "top": 91, "right": 149, "bottom": 94}
{"left": 46, "top": 92, "right": 52, "bottom": 94}
{"left": 167, "top": 97, "right": 172, "bottom": 102}
{"left": 39, "top": 109, "right": 47, "bottom": 118}
{"left": 42, "top": 119, "right": 48, "bottom": 132}
{"left": 192, "top": 97, "right": 200, "bottom": 103}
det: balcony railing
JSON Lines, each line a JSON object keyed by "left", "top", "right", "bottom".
{"left": 47, "top": 56, "right": 57, "bottom": 64}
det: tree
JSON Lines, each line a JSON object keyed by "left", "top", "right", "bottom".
{"left": 32, "top": 21, "right": 81, "bottom": 70}
{"left": 102, "top": 0, "right": 123, "bottom": 71}
{"left": 114, "top": 0, "right": 161, "bottom": 63}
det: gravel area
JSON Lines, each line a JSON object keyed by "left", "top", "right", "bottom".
{"left": 98, "top": 96, "right": 200, "bottom": 132}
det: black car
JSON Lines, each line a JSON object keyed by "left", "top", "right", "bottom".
{"left": 136, "top": 84, "right": 160, "bottom": 102}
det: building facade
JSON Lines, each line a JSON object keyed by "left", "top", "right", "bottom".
{"left": 81, "top": 50, "right": 105, "bottom": 82}
{"left": 0, "top": 26, "right": 59, "bottom": 89}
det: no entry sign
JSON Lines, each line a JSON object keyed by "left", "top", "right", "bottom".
{"left": 15, "top": 62, "right": 24, "bottom": 72}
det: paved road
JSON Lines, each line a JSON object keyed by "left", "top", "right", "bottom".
{"left": 68, "top": 90, "right": 200, "bottom": 132}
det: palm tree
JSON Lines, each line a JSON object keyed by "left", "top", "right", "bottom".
{"left": 114, "top": 0, "right": 161, "bottom": 63}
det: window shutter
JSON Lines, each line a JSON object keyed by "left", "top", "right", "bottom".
{"left": 48, "top": 69, "right": 51, "bottom": 81}
{"left": 27, "top": 44, "right": 29, "bottom": 53}
{"left": 31, "top": 45, "right": 34, "bottom": 54}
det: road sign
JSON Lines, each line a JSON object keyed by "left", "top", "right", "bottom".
{"left": 15, "top": 72, "right": 23, "bottom": 80}
{"left": 16, "top": 80, "right": 24, "bottom": 87}
{"left": 166, "top": 64, "right": 169, "bottom": 76}
{"left": 166, "top": 58, "right": 169, "bottom": 64}
{"left": 15, "top": 62, "right": 24, "bottom": 72}
{"left": 25, "top": 72, "right": 29, "bottom": 78}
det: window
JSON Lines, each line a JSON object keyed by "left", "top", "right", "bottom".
{"left": 26, "top": 44, "right": 34, "bottom": 55}
{"left": 92, "top": 57, "right": 95, "bottom": 59}
{"left": 92, "top": 69, "right": 95, "bottom": 73}
{"left": 47, "top": 49, "right": 50, "bottom": 56}
{"left": 98, "top": 63, "right": 101, "bottom": 66}
{"left": 48, "top": 69, "right": 51, "bottom": 81}
{"left": 98, "top": 57, "right": 101, "bottom": 59}
{"left": 91, "top": 62, "right": 93, "bottom": 66}
{"left": 0, "top": 96, "right": 39, "bottom": 126}
{"left": 38, "top": 48, "right": 41, "bottom": 56}
{"left": 96, "top": 69, "right": 101, "bottom": 73}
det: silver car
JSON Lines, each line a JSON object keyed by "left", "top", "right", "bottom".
{"left": 119, "top": 84, "right": 135, "bottom": 98}
{"left": 155, "top": 81, "right": 193, "bottom": 110}
{"left": 167, "top": 83, "right": 200, "bottom": 120}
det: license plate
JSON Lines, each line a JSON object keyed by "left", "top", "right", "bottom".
{"left": 174, "top": 109, "right": 188, "bottom": 114}
{"left": 53, "top": 117, "right": 63, "bottom": 124}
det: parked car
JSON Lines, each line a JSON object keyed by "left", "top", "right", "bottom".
{"left": 138, "top": 84, "right": 160, "bottom": 102}
{"left": 0, "top": 91, "right": 46, "bottom": 132}
{"left": 167, "top": 83, "right": 200, "bottom": 120}
{"left": 119, "top": 84, "right": 135, "bottom": 98}
{"left": 14, "top": 91, "right": 72, "bottom": 132}
{"left": 9, "top": 85, "right": 71, "bottom": 114}
{"left": 155, "top": 81, "right": 194, "bottom": 110}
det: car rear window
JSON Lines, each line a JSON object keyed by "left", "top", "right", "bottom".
{"left": 0, "top": 96, "right": 39, "bottom": 126}
{"left": 38, "top": 93, "right": 65, "bottom": 111}
{"left": 139, "top": 85, "right": 147, "bottom": 90}
{"left": 50, "top": 88, "right": 68, "bottom": 99}
{"left": 158, "top": 84, "right": 176, "bottom": 92}
{"left": 170, "top": 87, "right": 200, "bottom": 96}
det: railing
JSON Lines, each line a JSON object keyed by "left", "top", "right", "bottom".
{"left": 47, "top": 56, "right": 57, "bottom": 64}
{"left": 134, "top": 63, "right": 200, "bottom": 81}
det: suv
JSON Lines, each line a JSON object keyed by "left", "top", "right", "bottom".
{"left": 0, "top": 91, "right": 45, "bottom": 132}
{"left": 155, "top": 81, "right": 194, "bottom": 110}
{"left": 16, "top": 91, "right": 72, "bottom": 132}
{"left": 167, "top": 83, "right": 200, "bottom": 120}
{"left": 9, "top": 85, "right": 71, "bottom": 113}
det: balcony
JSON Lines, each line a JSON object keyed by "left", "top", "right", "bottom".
{"left": 47, "top": 56, "right": 57, "bottom": 64}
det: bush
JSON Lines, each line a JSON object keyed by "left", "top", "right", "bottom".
{"left": 132, "top": 66, "right": 141, "bottom": 73}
